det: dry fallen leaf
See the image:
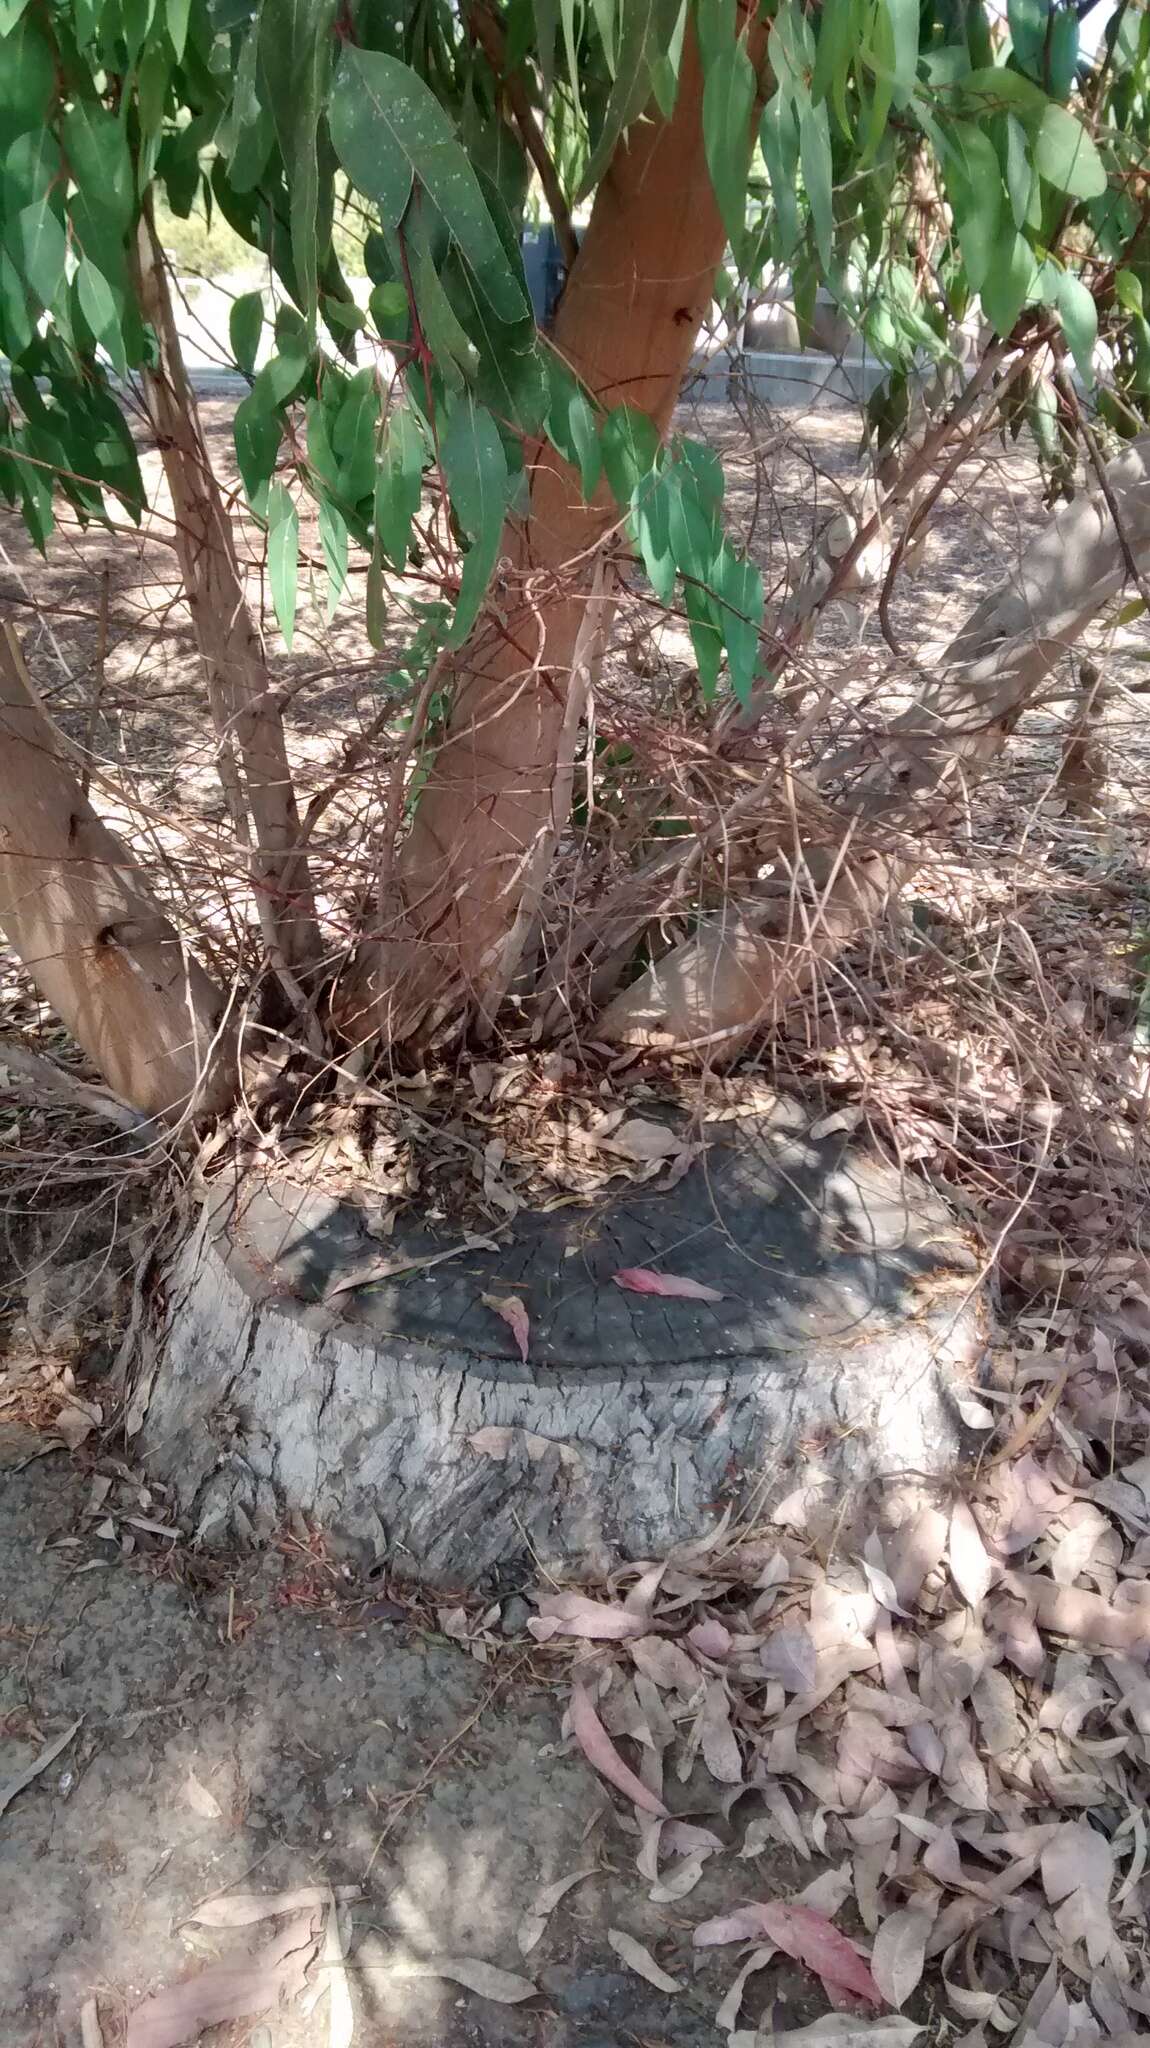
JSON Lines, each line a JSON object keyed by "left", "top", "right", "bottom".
{"left": 529, "top": 1592, "right": 646, "bottom": 1642}
{"left": 716, "top": 1947, "right": 776, "bottom": 2031}
{"left": 606, "top": 1929, "right": 681, "bottom": 1992}
{"left": 0, "top": 1717, "right": 82, "bottom": 1819}
{"left": 648, "top": 1851, "right": 709, "bottom": 1902}
{"left": 870, "top": 1900, "right": 937, "bottom": 2009}
{"left": 596, "top": 1117, "right": 686, "bottom": 1163}
{"left": 613, "top": 1266, "right": 723, "bottom": 1303}
{"left": 517, "top": 1869, "right": 597, "bottom": 1956}
{"left": 481, "top": 1292, "right": 529, "bottom": 1362}
{"left": 186, "top": 1888, "right": 360, "bottom": 1929}
{"left": 700, "top": 1681, "right": 743, "bottom": 1784}
{"left": 751, "top": 2024, "right": 924, "bottom": 2048}
{"left": 707, "top": 1903, "right": 884, "bottom": 2007}
{"left": 948, "top": 1501, "right": 995, "bottom": 1608}
{"left": 324, "top": 1235, "right": 499, "bottom": 1300}
{"left": 570, "top": 1684, "right": 669, "bottom": 1818}
{"left": 386, "top": 1956, "right": 538, "bottom": 2003}
{"left": 761, "top": 1623, "right": 818, "bottom": 1692}
{"left": 126, "top": 1916, "right": 318, "bottom": 2048}
{"left": 183, "top": 1771, "right": 223, "bottom": 1822}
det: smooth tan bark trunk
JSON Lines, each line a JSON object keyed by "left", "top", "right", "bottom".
{"left": 134, "top": 219, "right": 320, "bottom": 979}
{"left": 340, "top": 34, "right": 749, "bottom": 1044}
{"left": 597, "top": 434, "right": 1150, "bottom": 1050}
{"left": 0, "top": 625, "right": 233, "bottom": 1122}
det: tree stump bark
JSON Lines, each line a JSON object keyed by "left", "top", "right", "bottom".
{"left": 130, "top": 1103, "right": 986, "bottom": 1588}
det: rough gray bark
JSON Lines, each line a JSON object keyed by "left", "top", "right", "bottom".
{"left": 132, "top": 1103, "right": 986, "bottom": 1587}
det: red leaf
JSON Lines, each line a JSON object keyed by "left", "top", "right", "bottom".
{"left": 694, "top": 1902, "right": 881, "bottom": 2007}
{"left": 481, "top": 1292, "right": 530, "bottom": 1362}
{"left": 613, "top": 1267, "right": 723, "bottom": 1303}
{"left": 570, "top": 1684, "right": 669, "bottom": 1818}
{"left": 758, "top": 1904, "right": 882, "bottom": 2007}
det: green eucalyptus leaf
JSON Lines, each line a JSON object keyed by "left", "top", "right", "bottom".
{"left": 331, "top": 47, "right": 525, "bottom": 324}
{"left": 76, "top": 259, "right": 127, "bottom": 378}
{"left": 601, "top": 402, "right": 661, "bottom": 505}
{"left": 1047, "top": 7, "right": 1079, "bottom": 99}
{"left": 1003, "top": 113, "right": 1033, "bottom": 229}
{"left": 1034, "top": 104, "right": 1107, "bottom": 201}
{"left": 701, "top": 32, "right": 756, "bottom": 244}
{"left": 880, "top": 0, "right": 919, "bottom": 106}
{"left": 317, "top": 493, "right": 348, "bottom": 620}
{"left": 958, "top": 66, "right": 1046, "bottom": 114}
{"left": 259, "top": 0, "right": 338, "bottom": 323}
{"left": 546, "top": 360, "right": 602, "bottom": 500}
{"left": 11, "top": 197, "right": 65, "bottom": 312}
{"left": 234, "top": 391, "right": 282, "bottom": 516}
{"left": 712, "top": 537, "right": 763, "bottom": 706}
{"left": 1056, "top": 268, "right": 1097, "bottom": 384}
{"left": 374, "top": 404, "right": 426, "bottom": 569}
{"left": 631, "top": 467, "right": 676, "bottom": 604}
{"left": 579, "top": 0, "right": 681, "bottom": 196}
{"left": 798, "top": 96, "right": 834, "bottom": 271}
{"left": 332, "top": 368, "right": 378, "bottom": 505}
{"left": 1006, "top": 0, "right": 1046, "bottom": 80}
{"left": 439, "top": 393, "right": 510, "bottom": 646}
{"left": 229, "top": 289, "right": 264, "bottom": 375}
{"left": 980, "top": 223, "right": 1036, "bottom": 337}
{"left": 266, "top": 478, "right": 299, "bottom": 649}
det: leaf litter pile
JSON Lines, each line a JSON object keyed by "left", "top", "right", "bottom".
{"left": 109, "top": 1350, "right": 1150, "bottom": 2048}
{"left": 516, "top": 1348, "right": 1150, "bottom": 2048}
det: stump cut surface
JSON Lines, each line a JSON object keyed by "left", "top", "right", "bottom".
{"left": 135, "top": 1102, "right": 985, "bottom": 1584}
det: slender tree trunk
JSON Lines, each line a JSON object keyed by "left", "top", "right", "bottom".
{"left": 134, "top": 218, "right": 321, "bottom": 980}
{"left": 0, "top": 626, "right": 233, "bottom": 1121}
{"left": 597, "top": 434, "right": 1150, "bottom": 1049}
{"left": 339, "top": 33, "right": 751, "bottom": 1045}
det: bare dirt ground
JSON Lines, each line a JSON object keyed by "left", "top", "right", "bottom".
{"left": 1, "top": 1457, "right": 812, "bottom": 2048}
{"left": 4, "top": 389, "right": 1150, "bottom": 2048}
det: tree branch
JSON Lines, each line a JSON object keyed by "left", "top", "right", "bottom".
{"left": 0, "top": 1036, "right": 149, "bottom": 1134}
{"left": 467, "top": 2, "right": 579, "bottom": 275}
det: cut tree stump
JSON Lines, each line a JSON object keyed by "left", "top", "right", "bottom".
{"left": 131, "top": 1102, "right": 987, "bottom": 1587}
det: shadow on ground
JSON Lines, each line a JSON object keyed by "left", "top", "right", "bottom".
{"left": 0, "top": 1462, "right": 820, "bottom": 2048}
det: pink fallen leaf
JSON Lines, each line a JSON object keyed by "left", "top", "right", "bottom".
{"left": 695, "top": 1903, "right": 882, "bottom": 2008}
{"left": 613, "top": 1267, "right": 723, "bottom": 1303}
{"left": 694, "top": 1905, "right": 775, "bottom": 1948}
{"left": 570, "top": 1684, "right": 668, "bottom": 1818}
{"left": 948, "top": 1501, "right": 994, "bottom": 1608}
{"left": 126, "top": 1917, "right": 317, "bottom": 2048}
{"left": 528, "top": 1592, "right": 646, "bottom": 1642}
{"left": 481, "top": 1293, "right": 529, "bottom": 1362}
{"left": 688, "top": 1616, "right": 732, "bottom": 1660}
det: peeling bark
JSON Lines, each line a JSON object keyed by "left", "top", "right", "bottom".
{"left": 0, "top": 626, "right": 233, "bottom": 1122}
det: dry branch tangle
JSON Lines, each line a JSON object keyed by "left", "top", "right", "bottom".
{"left": 598, "top": 434, "right": 1150, "bottom": 1051}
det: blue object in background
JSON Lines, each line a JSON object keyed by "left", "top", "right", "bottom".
{"left": 520, "top": 224, "right": 570, "bottom": 326}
